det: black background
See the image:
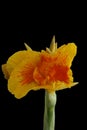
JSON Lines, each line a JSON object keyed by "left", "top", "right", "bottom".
{"left": 0, "top": 3, "right": 82, "bottom": 130}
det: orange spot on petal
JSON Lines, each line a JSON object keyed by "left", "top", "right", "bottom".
{"left": 33, "top": 67, "right": 46, "bottom": 85}
{"left": 33, "top": 52, "right": 72, "bottom": 85}
{"left": 20, "top": 63, "right": 35, "bottom": 85}
{"left": 51, "top": 65, "right": 69, "bottom": 82}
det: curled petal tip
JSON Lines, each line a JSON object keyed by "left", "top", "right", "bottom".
{"left": 50, "top": 35, "right": 58, "bottom": 52}
{"left": 52, "top": 35, "right": 55, "bottom": 43}
{"left": 24, "top": 43, "right": 32, "bottom": 50}
{"left": 46, "top": 47, "right": 51, "bottom": 53}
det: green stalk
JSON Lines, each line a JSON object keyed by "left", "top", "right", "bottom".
{"left": 43, "top": 91, "right": 57, "bottom": 130}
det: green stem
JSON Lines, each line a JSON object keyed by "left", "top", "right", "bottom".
{"left": 43, "top": 91, "right": 57, "bottom": 130}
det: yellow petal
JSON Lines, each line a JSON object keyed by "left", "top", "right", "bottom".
{"left": 6, "top": 50, "right": 40, "bottom": 76}
{"left": 1, "top": 64, "right": 9, "bottom": 79}
{"left": 2, "top": 50, "right": 33, "bottom": 79}
{"left": 8, "top": 51, "right": 40, "bottom": 99}
{"left": 6, "top": 51, "right": 30, "bottom": 75}
{"left": 56, "top": 43, "right": 77, "bottom": 67}
{"left": 10, "top": 81, "right": 40, "bottom": 99}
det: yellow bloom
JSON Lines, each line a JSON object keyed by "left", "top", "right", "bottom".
{"left": 1, "top": 37, "right": 78, "bottom": 99}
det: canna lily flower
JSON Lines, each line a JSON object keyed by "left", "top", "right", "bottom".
{"left": 1, "top": 36, "right": 78, "bottom": 99}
